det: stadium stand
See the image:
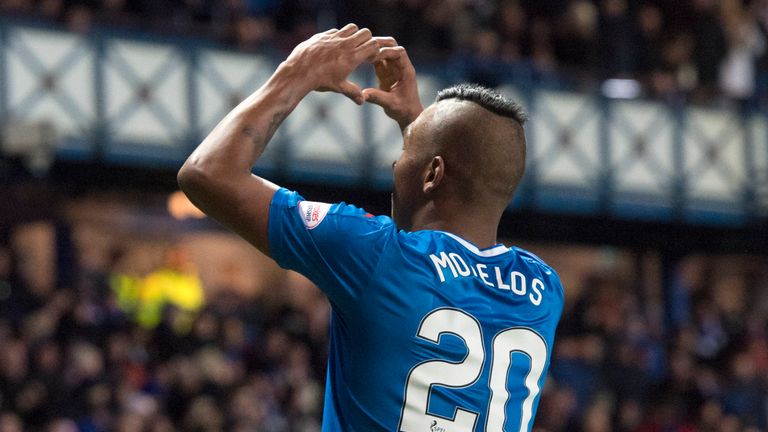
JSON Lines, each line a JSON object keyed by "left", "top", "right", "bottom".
{"left": 1, "top": 0, "right": 767, "bottom": 108}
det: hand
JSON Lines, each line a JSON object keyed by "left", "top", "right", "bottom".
{"left": 362, "top": 40, "right": 424, "bottom": 130}
{"left": 284, "top": 23, "right": 380, "bottom": 105}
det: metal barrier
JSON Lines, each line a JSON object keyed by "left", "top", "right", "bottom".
{"left": 1, "top": 21, "right": 766, "bottom": 226}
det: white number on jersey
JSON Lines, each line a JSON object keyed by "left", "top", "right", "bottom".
{"left": 398, "top": 308, "right": 548, "bottom": 432}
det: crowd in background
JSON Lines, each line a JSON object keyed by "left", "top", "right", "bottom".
{"left": 541, "top": 259, "right": 768, "bottom": 432}
{"left": 1, "top": 225, "right": 768, "bottom": 431}
{"left": 0, "top": 233, "right": 331, "bottom": 432}
{"left": 2, "top": 0, "right": 768, "bottom": 108}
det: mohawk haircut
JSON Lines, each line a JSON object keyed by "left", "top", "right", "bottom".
{"left": 436, "top": 84, "right": 528, "bottom": 125}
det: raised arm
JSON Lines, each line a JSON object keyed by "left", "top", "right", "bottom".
{"left": 177, "top": 24, "right": 380, "bottom": 255}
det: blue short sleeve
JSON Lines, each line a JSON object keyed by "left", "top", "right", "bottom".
{"left": 268, "top": 188, "right": 394, "bottom": 312}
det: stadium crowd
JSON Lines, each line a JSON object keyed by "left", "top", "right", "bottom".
{"left": 541, "top": 258, "right": 768, "bottom": 432}
{"left": 2, "top": 0, "right": 768, "bottom": 108}
{"left": 0, "top": 228, "right": 768, "bottom": 431}
{"left": 0, "top": 235, "right": 330, "bottom": 432}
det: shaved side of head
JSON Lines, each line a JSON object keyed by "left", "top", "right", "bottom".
{"left": 426, "top": 84, "right": 527, "bottom": 209}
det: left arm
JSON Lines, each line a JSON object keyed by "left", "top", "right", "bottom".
{"left": 177, "top": 24, "right": 380, "bottom": 255}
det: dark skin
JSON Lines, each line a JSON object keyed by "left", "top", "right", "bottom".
{"left": 179, "top": 24, "right": 522, "bottom": 256}
{"left": 393, "top": 99, "right": 525, "bottom": 247}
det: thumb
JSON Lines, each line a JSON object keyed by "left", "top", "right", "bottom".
{"left": 337, "top": 80, "right": 364, "bottom": 105}
{"left": 362, "top": 87, "right": 394, "bottom": 107}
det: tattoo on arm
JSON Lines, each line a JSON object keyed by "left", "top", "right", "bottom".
{"left": 241, "top": 110, "right": 289, "bottom": 151}
{"left": 267, "top": 111, "right": 288, "bottom": 138}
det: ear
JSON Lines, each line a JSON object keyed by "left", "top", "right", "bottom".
{"left": 423, "top": 156, "right": 444, "bottom": 194}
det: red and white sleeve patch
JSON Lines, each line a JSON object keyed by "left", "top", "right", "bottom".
{"left": 297, "top": 201, "right": 331, "bottom": 230}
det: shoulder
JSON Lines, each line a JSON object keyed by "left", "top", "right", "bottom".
{"left": 513, "top": 247, "right": 552, "bottom": 269}
{"left": 512, "top": 247, "right": 562, "bottom": 282}
{"left": 271, "top": 188, "right": 395, "bottom": 233}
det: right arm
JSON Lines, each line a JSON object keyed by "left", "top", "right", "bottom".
{"left": 178, "top": 24, "right": 380, "bottom": 255}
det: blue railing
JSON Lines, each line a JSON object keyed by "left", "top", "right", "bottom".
{"left": 1, "top": 20, "right": 766, "bottom": 226}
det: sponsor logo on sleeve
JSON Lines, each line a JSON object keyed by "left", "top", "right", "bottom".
{"left": 298, "top": 201, "right": 331, "bottom": 229}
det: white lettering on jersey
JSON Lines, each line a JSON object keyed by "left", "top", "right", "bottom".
{"left": 297, "top": 201, "right": 331, "bottom": 230}
{"left": 494, "top": 267, "right": 510, "bottom": 290}
{"left": 510, "top": 271, "right": 526, "bottom": 295}
{"left": 476, "top": 264, "right": 494, "bottom": 287}
{"left": 428, "top": 251, "right": 548, "bottom": 307}
{"left": 530, "top": 278, "right": 545, "bottom": 306}
{"left": 430, "top": 252, "right": 458, "bottom": 282}
{"left": 449, "top": 253, "right": 471, "bottom": 276}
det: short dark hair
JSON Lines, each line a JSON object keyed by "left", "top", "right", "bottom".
{"left": 436, "top": 84, "right": 528, "bottom": 125}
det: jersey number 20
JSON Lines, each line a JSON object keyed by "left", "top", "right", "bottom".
{"left": 398, "top": 308, "right": 547, "bottom": 432}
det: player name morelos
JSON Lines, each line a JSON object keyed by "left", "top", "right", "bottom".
{"left": 429, "top": 251, "right": 546, "bottom": 306}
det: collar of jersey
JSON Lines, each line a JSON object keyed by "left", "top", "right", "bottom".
{"left": 439, "top": 232, "right": 510, "bottom": 257}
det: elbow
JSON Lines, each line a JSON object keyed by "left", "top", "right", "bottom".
{"left": 177, "top": 161, "right": 195, "bottom": 194}
{"left": 177, "top": 156, "right": 242, "bottom": 209}
{"left": 177, "top": 160, "right": 211, "bottom": 201}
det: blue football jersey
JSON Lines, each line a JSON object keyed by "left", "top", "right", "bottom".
{"left": 268, "top": 188, "right": 564, "bottom": 432}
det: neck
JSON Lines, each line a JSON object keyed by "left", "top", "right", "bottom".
{"left": 409, "top": 201, "right": 501, "bottom": 249}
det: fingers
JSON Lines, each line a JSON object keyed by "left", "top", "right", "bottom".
{"left": 373, "top": 46, "right": 415, "bottom": 76}
{"left": 373, "top": 36, "right": 397, "bottom": 48}
{"left": 374, "top": 46, "right": 406, "bottom": 63}
{"left": 332, "top": 26, "right": 395, "bottom": 50}
{"left": 326, "top": 26, "right": 395, "bottom": 48}
{"left": 336, "top": 23, "right": 358, "bottom": 37}
{"left": 361, "top": 87, "right": 393, "bottom": 106}
{"left": 354, "top": 38, "right": 381, "bottom": 63}
{"left": 346, "top": 27, "right": 373, "bottom": 47}
{"left": 337, "top": 80, "right": 364, "bottom": 105}
{"left": 382, "top": 45, "right": 416, "bottom": 77}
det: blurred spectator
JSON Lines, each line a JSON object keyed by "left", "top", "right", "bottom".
{"left": 634, "top": 4, "right": 664, "bottom": 84}
{"left": 554, "top": 0, "right": 598, "bottom": 85}
{"left": 654, "top": 32, "right": 697, "bottom": 103}
{"left": 64, "top": 4, "right": 94, "bottom": 34}
{"left": 719, "top": 0, "right": 766, "bottom": 109}
{"left": 691, "top": 0, "right": 728, "bottom": 104}
{"left": 0, "top": 0, "right": 34, "bottom": 14}
{"left": 461, "top": 28, "right": 508, "bottom": 88}
{"left": 529, "top": 17, "right": 558, "bottom": 80}
{"left": 232, "top": 15, "right": 275, "bottom": 52}
{"left": 755, "top": 0, "right": 768, "bottom": 106}
{"left": 38, "top": 0, "right": 65, "bottom": 21}
{"left": 111, "top": 245, "right": 204, "bottom": 331}
{"left": 597, "top": 0, "right": 634, "bottom": 78}
{"left": 496, "top": 0, "right": 527, "bottom": 63}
